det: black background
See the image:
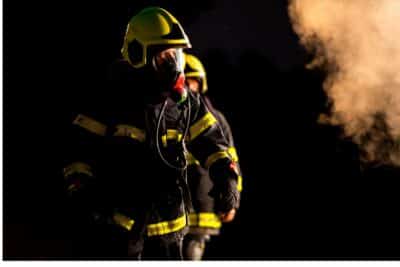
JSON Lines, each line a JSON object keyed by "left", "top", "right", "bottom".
{"left": 4, "top": 0, "right": 400, "bottom": 260}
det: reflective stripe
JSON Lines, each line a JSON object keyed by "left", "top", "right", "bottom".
{"left": 228, "top": 147, "right": 239, "bottom": 162}
{"left": 114, "top": 124, "right": 146, "bottom": 142}
{"left": 63, "top": 162, "right": 93, "bottom": 178}
{"left": 113, "top": 212, "right": 135, "bottom": 231}
{"left": 186, "top": 152, "right": 200, "bottom": 166}
{"left": 161, "top": 129, "right": 183, "bottom": 147}
{"left": 237, "top": 175, "right": 243, "bottom": 192}
{"left": 73, "top": 114, "right": 107, "bottom": 136}
{"left": 147, "top": 215, "right": 187, "bottom": 236}
{"left": 228, "top": 147, "right": 243, "bottom": 191}
{"left": 188, "top": 152, "right": 242, "bottom": 190}
{"left": 205, "top": 151, "right": 230, "bottom": 169}
{"left": 189, "top": 213, "right": 222, "bottom": 229}
{"left": 189, "top": 112, "right": 217, "bottom": 141}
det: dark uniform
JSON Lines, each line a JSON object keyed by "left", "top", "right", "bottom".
{"left": 183, "top": 97, "right": 243, "bottom": 260}
{"left": 63, "top": 19, "right": 241, "bottom": 259}
{"left": 62, "top": 8, "right": 240, "bottom": 259}
{"left": 62, "top": 110, "right": 133, "bottom": 259}
{"left": 63, "top": 79, "right": 240, "bottom": 259}
{"left": 182, "top": 53, "right": 243, "bottom": 260}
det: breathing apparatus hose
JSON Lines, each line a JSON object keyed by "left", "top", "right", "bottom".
{"left": 155, "top": 96, "right": 191, "bottom": 171}
{"left": 154, "top": 96, "right": 194, "bottom": 214}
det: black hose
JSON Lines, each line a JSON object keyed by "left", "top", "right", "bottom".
{"left": 155, "top": 96, "right": 191, "bottom": 171}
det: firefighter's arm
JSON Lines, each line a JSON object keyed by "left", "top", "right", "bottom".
{"left": 208, "top": 157, "right": 241, "bottom": 217}
{"left": 63, "top": 114, "right": 106, "bottom": 195}
{"left": 186, "top": 93, "right": 240, "bottom": 218}
{"left": 62, "top": 113, "right": 110, "bottom": 223}
{"left": 213, "top": 110, "right": 243, "bottom": 193}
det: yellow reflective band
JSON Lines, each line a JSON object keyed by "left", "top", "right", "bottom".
{"left": 63, "top": 162, "right": 93, "bottom": 178}
{"left": 113, "top": 212, "right": 135, "bottom": 231}
{"left": 114, "top": 124, "right": 146, "bottom": 142}
{"left": 73, "top": 114, "right": 107, "bottom": 136}
{"left": 237, "top": 175, "right": 243, "bottom": 192}
{"left": 227, "top": 147, "right": 242, "bottom": 191}
{"left": 205, "top": 151, "right": 230, "bottom": 169}
{"left": 147, "top": 215, "right": 187, "bottom": 236}
{"left": 228, "top": 147, "right": 239, "bottom": 162}
{"left": 189, "top": 213, "right": 222, "bottom": 229}
{"left": 161, "top": 129, "right": 183, "bottom": 147}
{"left": 186, "top": 152, "right": 200, "bottom": 166}
{"left": 189, "top": 112, "right": 217, "bottom": 141}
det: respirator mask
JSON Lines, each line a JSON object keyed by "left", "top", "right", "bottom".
{"left": 152, "top": 48, "right": 187, "bottom": 104}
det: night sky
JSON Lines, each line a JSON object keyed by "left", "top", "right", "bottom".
{"left": 4, "top": 0, "right": 400, "bottom": 260}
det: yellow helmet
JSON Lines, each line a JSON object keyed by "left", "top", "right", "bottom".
{"left": 121, "top": 7, "right": 191, "bottom": 68}
{"left": 184, "top": 53, "right": 208, "bottom": 94}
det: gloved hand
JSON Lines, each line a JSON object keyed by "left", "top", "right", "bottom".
{"left": 209, "top": 178, "right": 240, "bottom": 222}
{"left": 210, "top": 179, "right": 240, "bottom": 213}
{"left": 209, "top": 159, "right": 241, "bottom": 210}
{"left": 208, "top": 158, "right": 241, "bottom": 223}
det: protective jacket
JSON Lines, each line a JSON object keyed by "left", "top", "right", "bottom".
{"left": 186, "top": 95, "right": 243, "bottom": 235}
{"left": 62, "top": 60, "right": 240, "bottom": 251}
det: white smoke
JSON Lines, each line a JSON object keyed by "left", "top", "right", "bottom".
{"left": 288, "top": 0, "right": 400, "bottom": 165}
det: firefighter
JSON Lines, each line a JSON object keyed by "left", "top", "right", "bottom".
{"left": 182, "top": 53, "right": 243, "bottom": 260}
{"left": 63, "top": 7, "right": 240, "bottom": 260}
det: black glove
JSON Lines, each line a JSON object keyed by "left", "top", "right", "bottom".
{"left": 210, "top": 178, "right": 240, "bottom": 213}
{"left": 208, "top": 158, "right": 241, "bottom": 213}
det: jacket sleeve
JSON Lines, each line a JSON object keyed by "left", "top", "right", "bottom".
{"left": 212, "top": 109, "right": 243, "bottom": 193}
{"left": 185, "top": 92, "right": 240, "bottom": 211}
{"left": 62, "top": 113, "right": 108, "bottom": 212}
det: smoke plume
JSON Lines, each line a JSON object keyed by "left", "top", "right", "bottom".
{"left": 288, "top": 0, "right": 400, "bottom": 165}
